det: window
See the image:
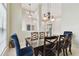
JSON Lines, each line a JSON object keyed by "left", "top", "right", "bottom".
{"left": 0, "top": 3, "right": 7, "bottom": 55}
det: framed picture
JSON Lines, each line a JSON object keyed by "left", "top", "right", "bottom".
{"left": 27, "top": 24, "right": 31, "bottom": 31}
{"left": 26, "top": 24, "right": 35, "bottom": 31}
{"left": 32, "top": 25, "right": 34, "bottom": 31}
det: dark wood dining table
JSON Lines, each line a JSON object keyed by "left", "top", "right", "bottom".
{"left": 25, "top": 35, "right": 60, "bottom": 56}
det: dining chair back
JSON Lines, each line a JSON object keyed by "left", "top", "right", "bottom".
{"left": 31, "top": 32, "right": 38, "bottom": 41}
{"left": 11, "top": 33, "right": 33, "bottom": 56}
{"left": 43, "top": 36, "right": 58, "bottom": 56}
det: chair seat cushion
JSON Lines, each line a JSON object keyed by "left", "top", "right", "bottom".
{"left": 20, "top": 47, "right": 33, "bottom": 56}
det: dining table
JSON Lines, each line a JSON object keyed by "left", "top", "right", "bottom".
{"left": 25, "top": 35, "right": 61, "bottom": 56}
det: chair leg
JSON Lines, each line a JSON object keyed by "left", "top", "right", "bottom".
{"left": 63, "top": 49, "right": 65, "bottom": 56}
{"left": 69, "top": 48, "right": 72, "bottom": 54}
{"left": 57, "top": 47, "right": 61, "bottom": 56}
{"left": 57, "top": 50, "right": 60, "bottom": 56}
{"left": 69, "top": 44, "right": 72, "bottom": 55}
{"left": 66, "top": 48, "right": 68, "bottom": 56}
{"left": 34, "top": 48, "right": 39, "bottom": 56}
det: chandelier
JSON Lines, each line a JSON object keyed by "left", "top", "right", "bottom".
{"left": 43, "top": 12, "right": 55, "bottom": 22}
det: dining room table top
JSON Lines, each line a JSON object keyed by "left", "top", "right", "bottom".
{"left": 25, "top": 35, "right": 60, "bottom": 48}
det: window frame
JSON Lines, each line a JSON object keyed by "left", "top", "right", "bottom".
{"left": 0, "top": 3, "right": 7, "bottom": 55}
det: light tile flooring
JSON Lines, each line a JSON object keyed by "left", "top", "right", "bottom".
{"left": 3, "top": 40, "right": 79, "bottom": 56}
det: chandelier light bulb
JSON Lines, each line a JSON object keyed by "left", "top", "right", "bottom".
{"left": 43, "top": 14, "right": 48, "bottom": 21}
{"left": 51, "top": 18, "right": 55, "bottom": 22}
{"left": 28, "top": 14, "right": 32, "bottom": 18}
{"left": 43, "top": 16, "right": 47, "bottom": 20}
{"left": 51, "top": 16, "right": 55, "bottom": 22}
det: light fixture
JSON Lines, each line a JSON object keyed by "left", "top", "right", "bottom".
{"left": 51, "top": 18, "right": 55, "bottom": 22}
{"left": 43, "top": 12, "right": 55, "bottom": 22}
{"left": 51, "top": 16, "right": 55, "bottom": 22}
{"left": 42, "top": 12, "right": 55, "bottom": 36}
{"left": 28, "top": 13, "right": 32, "bottom": 18}
{"left": 43, "top": 14, "right": 48, "bottom": 21}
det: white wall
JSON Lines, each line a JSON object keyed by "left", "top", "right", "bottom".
{"left": 9, "top": 4, "right": 26, "bottom": 47}
{"left": 61, "top": 3, "right": 79, "bottom": 46}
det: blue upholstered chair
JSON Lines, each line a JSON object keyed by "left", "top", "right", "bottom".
{"left": 63, "top": 31, "right": 73, "bottom": 55}
{"left": 64, "top": 31, "right": 72, "bottom": 38}
{"left": 11, "top": 33, "right": 33, "bottom": 56}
